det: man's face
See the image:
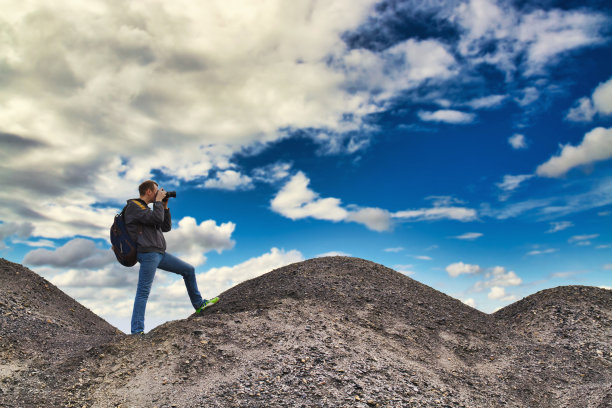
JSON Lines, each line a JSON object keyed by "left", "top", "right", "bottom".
{"left": 147, "top": 185, "right": 159, "bottom": 200}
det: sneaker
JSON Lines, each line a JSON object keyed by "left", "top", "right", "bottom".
{"left": 196, "top": 297, "right": 219, "bottom": 314}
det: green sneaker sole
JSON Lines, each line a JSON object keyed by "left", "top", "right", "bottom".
{"left": 196, "top": 297, "right": 219, "bottom": 314}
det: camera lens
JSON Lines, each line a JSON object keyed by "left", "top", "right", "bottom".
{"left": 164, "top": 191, "right": 177, "bottom": 199}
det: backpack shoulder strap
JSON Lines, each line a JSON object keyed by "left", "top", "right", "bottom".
{"left": 131, "top": 199, "right": 147, "bottom": 210}
{"left": 126, "top": 200, "right": 145, "bottom": 236}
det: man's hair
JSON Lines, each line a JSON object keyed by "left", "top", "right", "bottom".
{"left": 139, "top": 180, "right": 158, "bottom": 197}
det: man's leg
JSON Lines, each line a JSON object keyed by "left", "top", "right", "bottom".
{"left": 158, "top": 252, "right": 204, "bottom": 309}
{"left": 130, "top": 252, "right": 162, "bottom": 334}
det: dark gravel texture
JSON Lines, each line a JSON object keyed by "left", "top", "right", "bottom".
{"left": 1, "top": 256, "right": 610, "bottom": 407}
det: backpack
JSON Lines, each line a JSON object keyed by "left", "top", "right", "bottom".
{"left": 110, "top": 204, "right": 137, "bottom": 267}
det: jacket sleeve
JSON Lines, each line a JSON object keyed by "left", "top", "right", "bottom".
{"left": 126, "top": 201, "right": 166, "bottom": 227}
{"left": 162, "top": 208, "right": 171, "bottom": 232}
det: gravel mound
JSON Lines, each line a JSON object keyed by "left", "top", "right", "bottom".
{"left": 0, "top": 258, "right": 122, "bottom": 406}
{"left": 494, "top": 286, "right": 612, "bottom": 358}
{"left": 1, "top": 256, "right": 610, "bottom": 407}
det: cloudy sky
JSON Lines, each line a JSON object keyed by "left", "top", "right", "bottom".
{"left": 1, "top": 0, "right": 611, "bottom": 333}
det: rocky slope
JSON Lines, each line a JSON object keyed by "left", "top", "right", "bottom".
{"left": 0, "top": 258, "right": 122, "bottom": 407}
{"left": 1, "top": 256, "right": 610, "bottom": 407}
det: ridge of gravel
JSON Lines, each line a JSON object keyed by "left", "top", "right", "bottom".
{"left": 1, "top": 256, "right": 610, "bottom": 407}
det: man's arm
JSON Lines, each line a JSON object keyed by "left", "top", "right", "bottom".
{"left": 126, "top": 200, "right": 166, "bottom": 226}
{"left": 162, "top": 200, "right": 171, "bottom": 232}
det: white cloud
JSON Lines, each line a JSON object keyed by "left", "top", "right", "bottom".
{"left": 566, "top": 97, "right": 597, "bottom": 122}
{"left": 270, "top": 171, "right": 393, "bottom": 231}
{"left": 0, "top": 221, "right": 34, "bottom": 249}
{"left": 487, "top": 286, "right": 516, "bottom": 302}
{"left": 165, "top": 217, "right": 235, "bottom": 267}
{"left": 394, "top": 196, "right": 476, "bottom": 222}
{"left": 384, "top": 247, "right": 404, "bottom": 253}
{"left": 518, "top": 9, "right": 607, "bottom": 75}
{"left": 393, "top": 205, "right": 477, "bottom": 222}
{"left": 252, "top": 162, "right": 292, "bottom": 184}
{"left": 550, "top": 271, "right": 581, "bottom": 279}
{"left": 341, "top": 38, "right": 457, "bottom": 100}
{"left": 203, "top": 170, "right": 254, "bottom": 191}
{"left": 454, "top": 232, "right": 483, "bottom": 240}
{"left": 465, "top": 94, "right": 507, "bottom": 109}
{"left": 496, "top": 174, "right": 533, "bottom": 196}
{"left": 473, "top": 266, "right": 522, "bottom": 291}
{"left": 568, "top": 234, "right": 599, "bottom": 243}
{"left": 603, "top": 264, "right": 612, "bottom": 270}
{"left": 514, "top": 87, "right": 540, "bottom": 107}
{"left": 345, "top": 206, "right": 393, "bottom": 232}
{"left": 271, "top": 172, "right": 349, "bottom": 222}
{"left": 446, "top": 262, "right": 482, "bottom": 278}
{"left": 547, "top": 221, "right": 573, "bottom": 233}
{"left": 445, "top": 263, "right": 524, "bottom": 298}
{"left": 418, "top": 109, "right": 476, "bottom": 124}
{"left": 596, "top": 244, "right": 612, "bottom": 249}
{"left": 461, "top": 298, "right": 476, "bottom": 308}
{"left": 50, "top": 264, "right": 138, "bottom": 289}
{"left": 452, "top": 0, "right": 608, "bottom": 77}
{"left": 428, "top": 196, "right": 467, "bottom": 206}
{"left": 593, "top": 77, "right": 612, "bottom": 115}
{"left": 2, "top": 0, "right": 610, "bottom": 249}
{"left": 12, "top": 239, "right": 55, "bottom": 248}
{"left": 387, "top": 39, "right": 457, "bottom": 83}
{"left": 394, "top": 264, "right": 415, "bottom": 276}
{"left": 0, "top": 0, "right": 406, "bottom": 241}
{"left": 481, "top": 197, "right": 552, "bottom": 220}
{"left": 486, "top": 178, "right": 612, "bottom": 220}
{"left": 536, "top": 127, "right": 612, "bottom": 177}
{"left": 414, "top": 255, "right": 432, "bottom": 261}
{"left": 271, "top": 173, "right": 477, "bottom": 230}
{"left": 527, "top": 248, "right": 558, "bottom": 256}
{"left": 508, "top": 133, "right": 527, "bottom": 150}
{"left": 567, "top": 234, "right": 598, "bottom": 247}
{"left": 453, "top": 0, "right": 511, "bottom": 48}
{"left": 566, "top": 77, "right": 612, "bottom": 122}
{"left": 23, "top": 238, "right": 115, "bottom": 269}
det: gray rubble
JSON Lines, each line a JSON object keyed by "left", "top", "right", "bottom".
{"left": 1, "top": 256, "right": 610, "bottom": 407}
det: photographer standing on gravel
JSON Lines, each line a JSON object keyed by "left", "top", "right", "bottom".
{"left": 125, "top": 180, "right": 218, "bottom": 335}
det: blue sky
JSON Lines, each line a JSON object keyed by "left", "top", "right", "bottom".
{"left": 1, "top": 0, "right": 611, "bottom": 333}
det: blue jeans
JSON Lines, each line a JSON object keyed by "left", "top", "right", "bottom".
{"left": 130, "top": 252, "right": 204, "bottom": 334}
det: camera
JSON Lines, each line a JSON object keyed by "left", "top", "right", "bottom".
{"left": 164, "top": 191, "right": 177, "bottom": 199}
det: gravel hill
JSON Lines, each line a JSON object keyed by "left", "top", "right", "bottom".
{"left": 1, "top": 256, "right": 610, "bottom": 407}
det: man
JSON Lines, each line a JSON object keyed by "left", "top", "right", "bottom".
{"left": 125, "top": 180, "right": 218, "bottom": 335}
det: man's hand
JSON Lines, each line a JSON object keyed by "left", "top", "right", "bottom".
{"left": 155, "top": 188, "right": 166, "bottom": 202}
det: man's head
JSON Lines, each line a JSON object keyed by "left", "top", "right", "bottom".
{"left": 139, "top": 180, "right": 158, "bottom": 202}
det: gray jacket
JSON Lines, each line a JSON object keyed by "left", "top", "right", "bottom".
{"left": 124, "top": 199, "right": 171, "bottom": 253}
